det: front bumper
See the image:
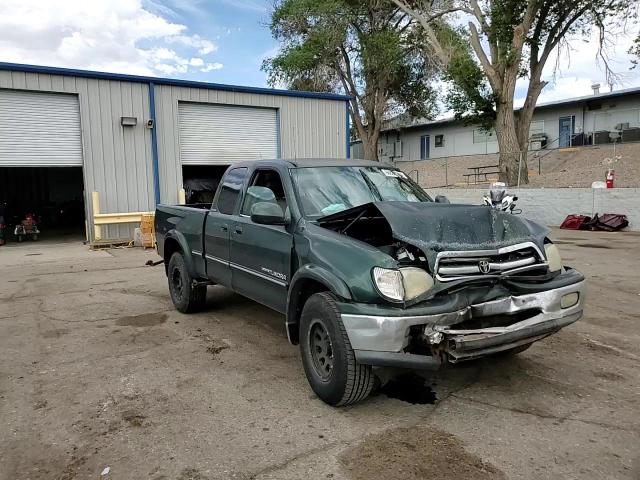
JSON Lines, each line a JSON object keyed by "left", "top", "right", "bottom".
{"left": 341, "top": 278, "right": 586, "bottom": 369}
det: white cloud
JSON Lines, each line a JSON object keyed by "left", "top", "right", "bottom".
{"left": 516, "top": 26, "right": 640, "bottom": 105}
{"left": 201, "top": 63, "right": 224, "bottom": 72}
{"left": 0, "top": 0, "right": 222, "bottom": 76}
{"left": 165, "top": 34, "right": 217, "bottom": 55}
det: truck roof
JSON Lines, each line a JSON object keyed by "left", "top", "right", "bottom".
{"left": 230, "top": 158, "right": 388, "bottom": 169}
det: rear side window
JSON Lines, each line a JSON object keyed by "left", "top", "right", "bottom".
{"left": 217, "top": 167, "right": 248, "bottom": 215}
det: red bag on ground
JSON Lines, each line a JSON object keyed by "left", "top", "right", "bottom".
{"left": 560, "top": 215, "right": 591, "bottom": 230}
{"left": 594, "top": 213, "right": 629, "bottom": 231}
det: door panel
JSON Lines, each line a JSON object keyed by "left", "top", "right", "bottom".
{"left": 204, "top": 213, "right": 231, "bottom": 287}
{"left": 230, "top": 216, "right": 291, "bottom": 313}
{"left": 559, "top": 116, "right": 574, "bottom": 148}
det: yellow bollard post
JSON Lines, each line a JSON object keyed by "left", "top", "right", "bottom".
{"left": 178, "top": 188, "right": 186, "bottom": 205}
{"left": 92, "top": 191, "right": 102, "bottom": 241}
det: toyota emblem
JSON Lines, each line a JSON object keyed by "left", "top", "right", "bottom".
{"left": 478, "top": 260, "right": 491, "bottom": 274}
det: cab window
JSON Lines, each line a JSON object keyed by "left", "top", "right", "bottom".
{"left": 217, "top": 167, "right": 248, "bottom": 215}
{"left": 241, "top": 169, "right": 287, "bottom": 217}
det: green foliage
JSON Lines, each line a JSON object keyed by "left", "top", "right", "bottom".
{"left": 435, "top": 22, "right": 496, "bottom": 128}
{"left": 263, "top": 0, "right": 437, "bottom": 124}
{"left": 439, "top": 0, "right": 634, "bottom": 128}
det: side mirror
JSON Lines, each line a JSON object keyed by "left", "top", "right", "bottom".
{"left": 434, "top": 195, "right": 450, "bottom": 204}
{"left": 250, "top": 202, "right": 288, "bottom": 225}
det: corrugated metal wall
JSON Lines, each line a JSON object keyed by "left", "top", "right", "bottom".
{"left": 0, "top": 70, "right": 154, "bottom": 239}
{"left": 0, "top": 69, "right": 348, "bottom": 239}
{"left": 155, "top": 84, "right": 347, "bottom": 204}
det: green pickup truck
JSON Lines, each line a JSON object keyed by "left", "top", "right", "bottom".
{"left": 155, "top": 159, "right": 585, "bottom": 406}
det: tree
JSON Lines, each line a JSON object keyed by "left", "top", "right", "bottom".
{"left": 263, "top": 0, "right": 437, "bottom": 160}
{"left": 393, "top": 0, "right": 632, "bottom": 185}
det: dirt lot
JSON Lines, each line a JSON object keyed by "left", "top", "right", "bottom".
{"left": 1, "top": 230, "right": 639, "bottom": 480}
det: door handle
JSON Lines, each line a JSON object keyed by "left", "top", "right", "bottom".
{"left": 221, "top": 225, "right": 228, "bottom": 232}
{"left": 234, "top": 226, "right": 243, "bottom": 234}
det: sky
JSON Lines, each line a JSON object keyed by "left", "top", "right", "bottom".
{"left": 0, "top": 0, "right": 638, "bottom": 110}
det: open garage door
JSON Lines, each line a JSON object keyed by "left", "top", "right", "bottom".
{"left": 178, "top": 102, "right": 278, "bottom": 165}
{"left": 0, "top": 167, "right": 86, "bottom": 244}
{"left": 0, "top": 89, "right": 83, "bottom": 166}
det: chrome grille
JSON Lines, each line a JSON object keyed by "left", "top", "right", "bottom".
{"left": 435, "top": 242, "right": 547, "bottom": 282}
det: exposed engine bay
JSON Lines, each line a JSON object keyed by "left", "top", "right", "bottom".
{"left": 315, "top": 202, "right": 430, "bottom": 269}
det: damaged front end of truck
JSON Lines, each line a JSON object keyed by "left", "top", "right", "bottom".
{"left": 315, "top": 201, "right": 586, "bottom": 369}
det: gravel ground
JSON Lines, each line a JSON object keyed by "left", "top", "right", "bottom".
{"left": 0, "top": 230, "right": 639, "bottom": 480}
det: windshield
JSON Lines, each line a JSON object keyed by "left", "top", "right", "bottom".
{"left": 291, "top": 166, "right": 431, "bottom": 218}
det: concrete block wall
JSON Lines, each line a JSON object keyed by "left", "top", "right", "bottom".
{"left": 430, "top": 188, "right": 640, "bottom": 231}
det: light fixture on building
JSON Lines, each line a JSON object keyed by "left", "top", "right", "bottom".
{"left": 121, "top": 116, "right": 137, "bottom": 126}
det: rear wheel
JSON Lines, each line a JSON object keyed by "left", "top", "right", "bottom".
{"left": 300, "top": 292, "right": 375, "bottom": 406}
{"left": 168, "top": 251, "right": 206, "bottom": 313}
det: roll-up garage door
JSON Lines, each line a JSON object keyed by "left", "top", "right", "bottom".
{"left": 178, "top": 102, "right": 278, "bottom": 165}
{"left": 0, "top": 89, "right": 83, "bottom": 166}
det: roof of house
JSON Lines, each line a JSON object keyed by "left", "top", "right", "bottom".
{"left": 381, "top": 85, "right": 640, "bottom": 132}
{"left": 0, "top": 62, "right": 351, "bottom": 102}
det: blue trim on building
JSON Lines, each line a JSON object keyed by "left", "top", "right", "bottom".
{"left": 345, "top": 101, "right": 351, "bottom": 159}
{"left": 275, "top": 108, "right": 282, "bottom": 159}
{"left": 148, "top": 82, "right": 161, "bottom": 206}
{"left": 0, "top": 62, "right": 351, "bottom": 102}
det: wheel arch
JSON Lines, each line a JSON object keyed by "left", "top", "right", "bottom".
{"left": 286, "top": 265, "right": 352, "bottom": 345}
{"left": 162, "top": 231, "right": 197, "bottom": 278}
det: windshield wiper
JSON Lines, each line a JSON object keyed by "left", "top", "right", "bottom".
{"left": 359, "top": 171, "right": 383, "bottom": 201}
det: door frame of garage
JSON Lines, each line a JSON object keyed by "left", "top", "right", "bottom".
{"left": 175, "top": 101, "right": 282, "bottom": 199}
{"left": 0, "top": 88, "right": 91, "bottom": 242}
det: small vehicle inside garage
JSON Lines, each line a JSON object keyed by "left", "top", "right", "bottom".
{"left": 0, "top": 166, "right": 86, "bottom": 244}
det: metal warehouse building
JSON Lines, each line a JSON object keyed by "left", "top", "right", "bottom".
{"left": 0, "top": 63, "right": 349, "bottom": 242}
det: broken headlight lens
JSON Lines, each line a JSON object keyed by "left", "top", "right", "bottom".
{"left": 544, "top": 243, "right": 563, "bottom": 272}
{"left": 400, "top": 267, "right": 434, "bottom": 300}
{"left": 372, "top": 267, "right": 434, "bottom": 302}
{"left": 372, "top": 267, "right": 404, "bottom": 302}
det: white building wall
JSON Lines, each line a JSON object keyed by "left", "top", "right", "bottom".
{"left": 0, "top": 70, "right": 154, "bottom": 240}
{"left": 380, "top": 93, "right": 640, "bottom": 163}
{"left": 584, "top": 93, "right": 640, "bottom": 135}
{"left": 431, "top": 188, "right": 640, "bottom": 231}
{"left": 155, "top": 85, "right": 347, "bottom": 204}
{"left": 0, "top": 67, "right": 348, "bottom": 240}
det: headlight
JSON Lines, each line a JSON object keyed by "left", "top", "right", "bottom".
{"left": 544, "top": 243, "right": 563, "bottom": 272}
{"left": 372, "top": 267, "right": 404, "bottom": 302}
{"left": 400, "top": 267, "right": 434, "bottom": 300}
{"left": 372, "top": 267, "right": 434, "bottom": 302}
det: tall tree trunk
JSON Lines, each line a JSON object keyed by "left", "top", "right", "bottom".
{"left": 362, "top": 138, "right": 379, "bottom": 161}
{"left": 350, "top": 107, "right": 379, "bottom": 161}
{"left": 495, "top": 103, "right": 529, "bottom": 186}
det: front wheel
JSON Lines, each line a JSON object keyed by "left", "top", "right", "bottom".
{"left": 299, "top": 292, "right": 375, "bottom": 406}
{"left": 167, "top": 251, "right": 207, "bottom": 313}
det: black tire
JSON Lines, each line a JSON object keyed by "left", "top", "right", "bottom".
{"left": 167, "top": 251, "right": 207, "bottom": 313}
{"left": 299, "top": 292, "right": 375, "bottom": 406}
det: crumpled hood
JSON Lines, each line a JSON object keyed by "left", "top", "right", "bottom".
{"left": 317, "top": 201, "right": 548, "bottom": 267}
{"left": 375, "top": 201, "right": 547, "bottom": 251}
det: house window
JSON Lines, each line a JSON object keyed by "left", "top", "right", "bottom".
{"left": 473, "top": 127, "right": 497, "bottom": 143}
{"left": 420, "top": 135, "right": 430, "bottom": 160}
{"left": 434, "top": 134, "right": 444, "bottom": 147}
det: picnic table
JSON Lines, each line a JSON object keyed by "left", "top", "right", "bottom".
{"left": 463, "top": 164, "right": 500, "bottom": 185}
